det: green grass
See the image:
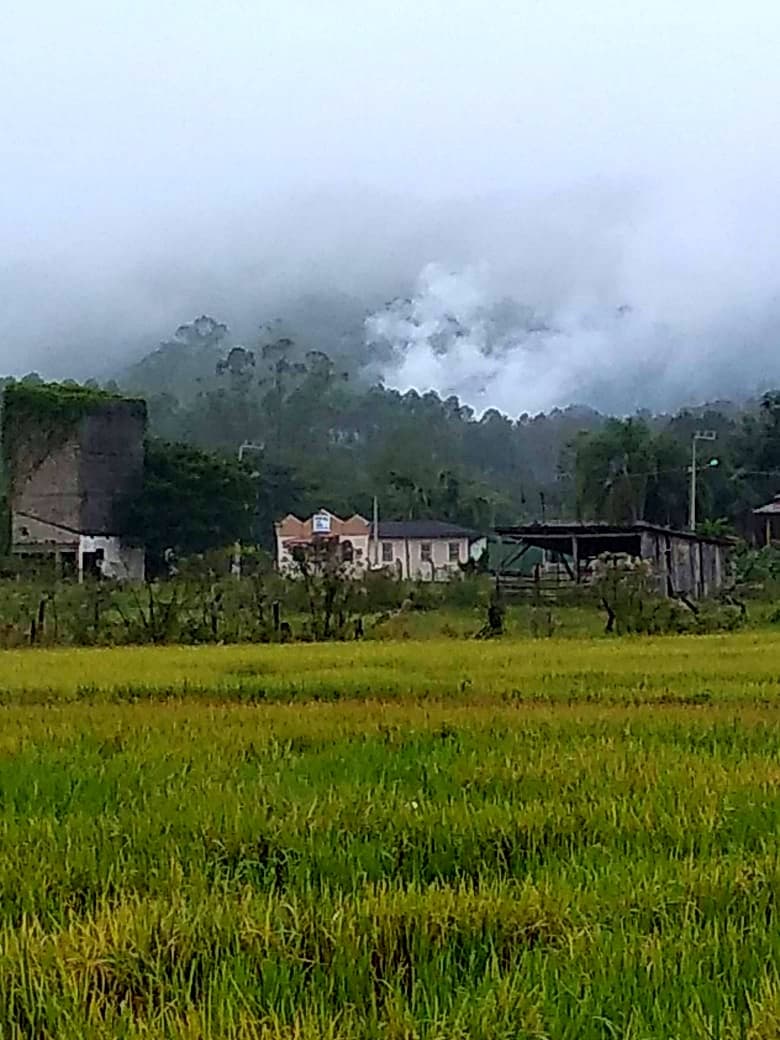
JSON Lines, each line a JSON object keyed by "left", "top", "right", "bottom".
{"left": 0, "top": 629, "right": 780, "bottom": 705}
{"left": 0, "top": 633, "right": 779, "bottom": 1036}
{"left": 366, "top": 602, "right": 605, "bottom": 640}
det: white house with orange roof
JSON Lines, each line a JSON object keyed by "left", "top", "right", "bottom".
{"left": 274, "top": 510, "right": 370, "bottom": 575}
{"left": 275, "top": 510, "right": 487, "bottom": 580}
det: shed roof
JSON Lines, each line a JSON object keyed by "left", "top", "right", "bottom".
{"left": 495, "top": 521, "right": 733, "bottom": 555}
{"left": 753, "top": 494, "right": 780, "bottom": 515}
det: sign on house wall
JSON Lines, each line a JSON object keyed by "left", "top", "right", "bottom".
{"left": 312, "top": 512, "right": 332, "bottom": 534}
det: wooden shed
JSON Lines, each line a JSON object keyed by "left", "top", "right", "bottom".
{"left": 752, "top": 494, "right": 780, "bottom": 546}
{"left": 494, "top": 522, "right": 733, "bottom": 599}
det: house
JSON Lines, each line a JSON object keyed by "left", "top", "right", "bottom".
{"left": 275, "top": 510, "right": 370, "bottom": 575}
{"left": 373, "top": 520, "right": 486, "bottom": 581}
{"left": 752, "top": 494, "right": 780, "bottom": 546}
{"left": 494, "top": 522, "right": 733, "bottom": 599}
{"left": 274, "top": 511, "right": 487, "bottom": 581}
{"left": 4, "top": 388, "right": 146, "bottom": 581}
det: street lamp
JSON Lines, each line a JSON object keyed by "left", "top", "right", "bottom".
{"left": 689, "top": 431, "right": 717, "bottom": 531}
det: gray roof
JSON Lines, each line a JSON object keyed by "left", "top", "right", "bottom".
{"left": 753, "top": 495, "right": 780, "bottom": 515}
{"left": 378, "top": 520, "right": 481, "bottom": 540}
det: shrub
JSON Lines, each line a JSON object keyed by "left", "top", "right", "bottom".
{"left": 440, "top": 575, "right": 491, "bottom": 609}
{"left": 362, "top": 571, "right": 409, "bottom": 612}
{"left": 593, "top": 553, "right": 746, "bottom": 636}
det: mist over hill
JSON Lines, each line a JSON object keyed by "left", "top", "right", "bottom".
{"left": 113, "top": 230, "right": 780, "bottom": 420}
{"left": 12, "top": 179, "right": 780, "bottom": 419}
{"left": 4, "top": 1, "right": 780, "bottom": 418}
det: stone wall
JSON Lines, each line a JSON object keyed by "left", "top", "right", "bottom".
{"left": 9, "top": 397, "right": 146, "bottom": 540}
{"left": 11, "top": 435, "right": 81, "bottom": 535}
{"left": 78, "top": 401, "right": 146, "bottom": 533}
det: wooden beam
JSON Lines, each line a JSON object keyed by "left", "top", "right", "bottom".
{"left": 572, "top": 535, "right": 580, "bottom": 584}
{"left": 495, "top": 539, "right": 533, "bottom": 592}
{"left": 502, "top": 542, "right": 532, "bottom": 570}
{"left": 559, "top": 551, "right": 575, "bottom": 582}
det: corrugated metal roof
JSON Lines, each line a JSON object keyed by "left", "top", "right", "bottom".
{"left": 753, "top": 496, "right": 780, "bottom": 515}
{"left": 495, "top": 521, "right": 734, "bottom": 547}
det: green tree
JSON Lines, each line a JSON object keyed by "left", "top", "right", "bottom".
{"left": 575, "top": 418, "right": 657, "bottom": 523}
{"left": 124, "top": 315, "right": 230, "bottom": 403}
{"left": 734, "top": 391, "right": 780, "bottom": 509}
{"left": 124, "top": 439, "right": 256, "bottom": 571}
{"left": 251, "top": 458, "right": 305, "bottom": 550}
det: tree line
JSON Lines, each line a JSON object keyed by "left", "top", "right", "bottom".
{"left": 4, "top": 313, "right": 780, "bottom": 565}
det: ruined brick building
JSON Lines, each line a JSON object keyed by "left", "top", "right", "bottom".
{"left": 3, "top": 385, "right": 146, "bottom": 580}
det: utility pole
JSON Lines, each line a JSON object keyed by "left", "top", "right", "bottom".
{"left": 233, "top": 442, "right": 265, "bottom": 577}
{"left": 372, "top": 495, "right": 379, "bottom": 567}
{"left": 689, "top": 431, "right": 717, "bottom": 531}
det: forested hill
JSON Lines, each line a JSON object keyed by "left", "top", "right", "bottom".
{"left": 116, "top": 313, "right": 610, "bottom": 529}
{"left": 5, "top": 310, "right": 780, "bottom": 543}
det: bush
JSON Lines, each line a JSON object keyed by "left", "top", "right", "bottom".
{"left": 440, "top": 575, "right": 492, "bottom": 609}
{"left": 362, "top": 571, "right": 409, "bottom": 612}
{"left": 592, "top": 554, "right": 656, "bottom": 634}
{"left": 593, "top": 553, "right": 746, "bottom": 636}
{"left": 734, "top": 543, "right": 780, "bottom": 590}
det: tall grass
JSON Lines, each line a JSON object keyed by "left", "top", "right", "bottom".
{"left": 0, "top": 636, "right": 778, "bottom": 1035}
{"left": 0, "top": 630, "right": 779, "bottom": 705}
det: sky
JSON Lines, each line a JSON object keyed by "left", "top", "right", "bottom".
{"left": 2, "top": 0, "right": 780, "bottom": 412}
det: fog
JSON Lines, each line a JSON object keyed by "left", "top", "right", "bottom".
{"left": 3, "top": 0, "right": 780, "bottom": 413}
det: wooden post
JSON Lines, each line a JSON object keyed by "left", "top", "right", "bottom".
{"left": 372, "top": 496, "right": 379, "bottom": 567}
{"left": 572, "top": 535, "right": 580, "bottom": 584}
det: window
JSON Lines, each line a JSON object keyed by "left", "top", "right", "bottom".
{"left": 448, "top": 542, "right": 460, "bottom": 563}
{"left": 340, "top": 539, "right": 354, "bottom": 563}
{"left": 420, "top": 542, "right": 432, "bottom": 562}
{"left": 382, "top": 542, "right": 393, "bottom": 563}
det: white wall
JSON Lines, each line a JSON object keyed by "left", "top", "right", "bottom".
{"left": 371, "top": 536, "right": 471, "bottom": 581}
{"left": 470, "top": 537, "right": 488, "bottom": 561}
{"left": 79, "top": 535, "right": 145, "bottom": 582}
{"left": 12, "top": 517, "right": 144, "bottom": 582}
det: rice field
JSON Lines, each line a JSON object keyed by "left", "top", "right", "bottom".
{"left": 1, "top": 631, "right": 779, "bottom": 1038}
{"left": 2, "top": 629, "right": 780, "bottom": 706}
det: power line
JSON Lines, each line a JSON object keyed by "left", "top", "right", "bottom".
{"left": 560, "top": 465, "right": 780, "bottom": 486}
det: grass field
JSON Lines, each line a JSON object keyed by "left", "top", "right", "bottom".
{"left": 1, "top": 629, "right": 780, "bottom": 706}
{"left": 1, "top": 632, "right": 779, "bottom": 1038}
